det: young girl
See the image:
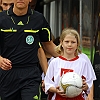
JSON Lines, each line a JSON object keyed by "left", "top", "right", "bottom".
{"left": 44, "top": 28, "right": 96, "bottom": 100}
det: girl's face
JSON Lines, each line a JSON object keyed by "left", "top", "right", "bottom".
{"left": 61, "top": 34, "right": 78, "bottom": 56}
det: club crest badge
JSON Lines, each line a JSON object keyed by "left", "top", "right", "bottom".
{"left": 26, "top": 35, "right": 34, "bottom": 45}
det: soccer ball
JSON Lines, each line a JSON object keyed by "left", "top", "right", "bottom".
{"left": 59, "top": 72, "right": 82, "bottom": 98}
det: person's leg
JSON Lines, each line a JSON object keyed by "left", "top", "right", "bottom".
{"left": 1, "top": 90, "right": 22, "bottom": 100}
{"left": 41, "top": 87, "right": 48, "bottom": 100}
{"left": 0, "top": 68, "right": 22, "bottom": 100}
{"left": 21, "top": 81, "right": 40, "bottom": 100}
{"left": 0, "top": 65, "right": 41, "bottom": 100}
{"left": 20, "top": 66, "right": 41, "bottom": 100}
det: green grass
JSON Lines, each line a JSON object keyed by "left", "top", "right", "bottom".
{"left": 82, "top": 47, "right": 95, "bottom": 63}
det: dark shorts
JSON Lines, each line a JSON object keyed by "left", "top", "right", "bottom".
{"left": 41, "top": 87, "right": 48, "bottom": 99}
{"left": 0, "top": 65, "right": 41, "bottom": 100}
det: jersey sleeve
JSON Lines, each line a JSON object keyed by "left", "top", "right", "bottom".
{"left": 80, "top": 53, "right": 96, "bottom": 81}
{"left": 82, "top": 60, "right": 96, "bottom": 94}
{"left": 39, "top": 15, "right": 52, "bottom": 42}
{"left": 44, "top": 60, "right": 55, "bottom": 93}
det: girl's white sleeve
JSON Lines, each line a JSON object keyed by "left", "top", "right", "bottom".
{"left": 82, "top": 61, "right": 96, "bottom": 94}
{"left": 44, "top": 61, "right": 55, "bottom": 93}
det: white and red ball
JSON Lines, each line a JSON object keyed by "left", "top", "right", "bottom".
{"left": 59, "top": 72, "right": 82, "bottom": 98}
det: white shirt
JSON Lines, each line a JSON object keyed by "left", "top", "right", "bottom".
{"left": 44, "top": 55, "right": 96, "bottom": 100}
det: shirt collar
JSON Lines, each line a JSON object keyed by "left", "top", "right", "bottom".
{"left": 7, "top": 5, "right": 32, "bottom": 16}
{"left": 59, "top": 56, "right": 79, "bottom": 61}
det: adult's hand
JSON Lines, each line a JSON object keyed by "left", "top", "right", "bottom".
{"left": 0, "top": 56, "right": 12, "bottom": 70}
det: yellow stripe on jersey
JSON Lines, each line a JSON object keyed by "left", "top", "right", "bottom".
{"left": 39, "top": 42, "right": 42, "bottom": 47}
{"left": 1, "top": 29, "right": 17, "bottom": 32}
{"left": 42, "top": 28, "right": 51, "bottom": 41}
{"left": 24, "top": 30, "right": 39, "bottom": 33}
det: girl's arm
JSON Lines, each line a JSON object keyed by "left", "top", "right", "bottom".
{"left": 86, "top": 84, "right": 94, "bottom": 100}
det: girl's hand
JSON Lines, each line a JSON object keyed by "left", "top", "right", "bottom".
{"left": 82, "top": 79, "right": 88, "bottom": 91}
{"left": 56, "top": 86, "right": 67, "bottom": 98}
{"left": 41, "top": 80, "right": 45, "bottom": 92}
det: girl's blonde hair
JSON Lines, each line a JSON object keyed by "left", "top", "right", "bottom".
{"left": 55, "top": 28, "right": 81, "bottom": 56}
